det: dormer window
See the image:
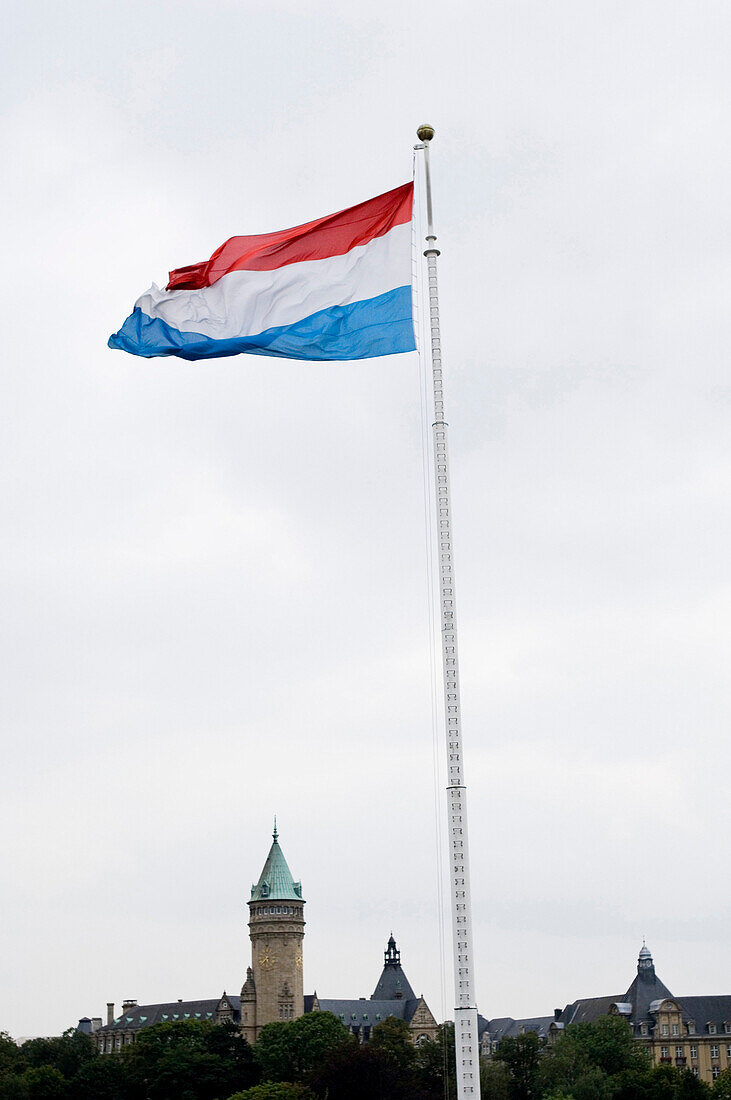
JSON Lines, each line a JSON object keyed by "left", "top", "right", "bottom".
{"left": 687, "top": 1020, "right": 696, "bottom": 1034}
{"left": 640, "top": 1024, "right": 648, "bottom": 1036}
{"left": 709, "top": 1024, "right": 717, "bottom": 1035}
{"left": 261, "top": 883, "right": 270, "bottom": 898}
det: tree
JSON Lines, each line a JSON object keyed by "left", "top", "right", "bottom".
{"left": 123, "top": 1018, "right": 258, "bottom": 1100}
{"left": 310, "top": 1042, "right": 419, "bottom": 1100}
{"left": 226, "top": 1084, "right": 315, "bottom": 1100}
{"left": 369, "top": 1016, "right": 416, "bottom": 1073}
{"left": 0, "top": 1034, "right": 21, "bottom": 1074}
{"left": 480, "top": 1058, "right": 511, "bottom": 1100}
{"left": 676, "top": 1069, "right": 712, "bottom": 1100}
{"left": 70, "top": 1054, "right": 137, "bottom": 1100}
{"left": 254, "top": 1012, "right": 353, "bottom": 1084}
{"left": 712, "top": 1070, "right": 731, "bottom": 1100}
{"left": 0, "top": 1072, "right": 29, "bottom": 1100}
{"left": 414, "top": 1022, "right": 457, "bottom": 1099}
{"left": 542, "top": 1015, "right": 651, "bottom": 1100}
{"left": 494, "top": 1032, "right": 544, "bottom": 1100}
{"left": 20, "top": 1029, "right": 96, "bottom": 1080}
{"left": 20, "top": 1065, "right": 68, "bottom": 1100}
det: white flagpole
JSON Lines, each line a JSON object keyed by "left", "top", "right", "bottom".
{"left": 415, "top": 124, "right": 481, "bottom": 1099}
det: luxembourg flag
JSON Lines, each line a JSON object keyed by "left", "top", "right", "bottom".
{"left": 109, "top": 183, "right": 415, "bottom": 361}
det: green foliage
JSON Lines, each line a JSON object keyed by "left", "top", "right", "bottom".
{"left": 0, "top": 1072, "right": 30, "bottom": 1100}
{"left": 254, "top": 1011, "right": 353, "bottom": 1084}
{"left": 225, "top": 1083, "right": 315, "bottom": 1100}
{"left": 542, "top": 1015, "right": 651, "bottom": 1099}
{"left": 713, "top": 1069, "right": 731, "bottom": 1100}
{"left": 369, "top": 1016, "right": 416, "bottom": 1072}
{"left": 21, "top": 1065, "right": 68, "bottom": 1099}
{"left": 480, "top": 1058, "right": 511, "bottom": 1100}
{"left": 123, "top": 1018, "right": 258, "bottom": 1100}
{"left": 414, "top": 1022, "right": 457, "bottom": 1098}
{"left": 70, "top": 1055, "right": 136, "bottom": 1100}
{"left": 675, "top": 1069, "right": 713, "bottom": 1099}
{"left": 21, "top": 1029, "right": 97, "bottom": 1080}
{"left": 494, "top": 1031, "right": 544, "bottom": 1099}
{"left": 0, "top": 1034, "right": 21, "bottom": 1074}
{"left": 312, "top": 1042, "right": 423, "bottom": 1100}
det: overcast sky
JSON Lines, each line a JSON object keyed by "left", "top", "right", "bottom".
{"left": 2, "top": 0, "right": 730, "bottom": 1039}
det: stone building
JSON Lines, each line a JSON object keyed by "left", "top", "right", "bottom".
{"left": 306, "top": 933, "right": 438, "bottom": 1045}
{"left": 240, "top": 821, "right": 306, "bottom": 1043}
{"left": 479, "top": 943, "right": 731, "bottom": 1087}
{"left": 83, "top": 825, "right": 437, "bottom": 1051}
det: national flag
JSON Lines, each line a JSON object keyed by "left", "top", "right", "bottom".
{"left": 108, "top": 183, "right": 415, "bottom": 362}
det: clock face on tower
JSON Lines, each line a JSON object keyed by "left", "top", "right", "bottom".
{"left": 259, "top": 949, "right": 277, "bottom": 970}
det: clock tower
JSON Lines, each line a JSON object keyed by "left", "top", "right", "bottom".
{"left": 241, "top": 821, "right": 305, "bottom": 1043}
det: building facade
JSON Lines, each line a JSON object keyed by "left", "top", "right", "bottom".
{"left": 479, "top": 944, "right": 731, "bottom": 1087}
{"left": 83, "top": 825, "right": 437, "bottom": 1051}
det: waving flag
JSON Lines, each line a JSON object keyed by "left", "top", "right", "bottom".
{"left": 109, "top": 183, "right": 415, "bottom": 361}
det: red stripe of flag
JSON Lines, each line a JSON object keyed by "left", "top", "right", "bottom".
{"left": 167, "top": 182, "right": 413, "bottom": 291}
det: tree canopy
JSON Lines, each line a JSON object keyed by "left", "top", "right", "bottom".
{"left": 0, "top": 1013, "right": 722, "bottom": 1100}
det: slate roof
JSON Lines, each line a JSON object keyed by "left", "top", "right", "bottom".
{"left": 559, "top": 995, "right": 624, "bottom": 1026}
{"left": 677, "top": 995, "right": 731, "bottom": 1029}
{"left": 371, "top": 935, "right": 416, "bottom": 1001}
{"left": 478, "top": 1015, "right": 554, "bottom": 1041}
{"left": 94, "top": 996, "right": 240, "bottom": 1034}
{"left": 308, "top": 998, "right": 421, "bottom": 1026}
{"left": 250, "top": 830, "right": 303, "bottom": 902}
{"left": 623, "top": 969, "right": 674, "bottom": 1023}
{"left": 372, "top": 964, "right": 416, "bottom": 1002}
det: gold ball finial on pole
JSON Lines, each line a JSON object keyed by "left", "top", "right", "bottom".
{"left": 416, "top": 124, "right": 435, "bottom": 142}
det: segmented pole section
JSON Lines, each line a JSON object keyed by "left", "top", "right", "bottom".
{"left": 416, "top": 125, "right": 480, "bottom": 1099}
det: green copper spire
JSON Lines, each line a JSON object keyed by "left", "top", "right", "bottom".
{"left": 250, "top": 824, "right": 303, "bottom": 901}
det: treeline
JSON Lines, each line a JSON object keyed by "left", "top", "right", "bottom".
{"left": 0, "top": 1014, "right": 453, "bottom": 1100}
{"left": 1, "top": 1012, "right": 730, "bottom": 1100}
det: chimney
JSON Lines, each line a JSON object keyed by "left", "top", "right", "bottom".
{"left": 91, "top": 1018, "right": 102, "bottom": 1033}
{"left": 554, "top": 1008, "right": 562, "bottom": 1020}
{"left": 122, "top": 999, "right": 137, "bottom": 1013}
{"left": 107, "top": 1003, "right": 115, "bottom": 1026}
